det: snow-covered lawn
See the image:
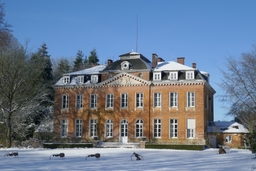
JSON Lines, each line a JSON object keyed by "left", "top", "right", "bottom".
{"left": 0, "top": 148, "right": 255, "bottom": 171}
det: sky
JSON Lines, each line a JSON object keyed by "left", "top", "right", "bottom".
{"left": 0, "top": 147, "right": 255, "bottom": 171}
{"left": 3, "top": 0, "right": 256, "bottom": 121}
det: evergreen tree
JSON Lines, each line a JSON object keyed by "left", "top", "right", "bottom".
{"left": 55, "top": 58, "right": 71, "bottom": 81}
{"left": 73, "top": 50, "right": 84, "bottom": 71}
{"left": 88, "top": 48, "right": 99, "bottom": 65}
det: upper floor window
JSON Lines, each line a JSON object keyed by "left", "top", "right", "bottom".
{"left": 121, "top": 93, "right": 128, "bottom": 108}
{"left": 106, "top": 94, "right": 114, "bottom": 108}
{"left": 186, "top": 71, "right": 194, "bottom": 79}
{"left": 154, "top": 92, "right": 161, "bottom": 108}
{"left": 170, "top": 92, "right": 178, "bottom": 107}
{"left": 187, "top": 92, "right": 195, "bottom": 107}
{"left": 136, "top": 93, "right": 144, "bottom": 108}
{"left": 153, "top": 72, "right": 161, "bottom": 81}
{"left": 91, "top": 75, "right": 98, "bottom": 83}
{"left": 76, "top": 94, "right": 83, "bottom": 109}
{"left": 169, "top": 72, "right": 178, "bottom": 80}
{"left": 90, "top": 94, "right": 97, "bottom": 109}
{"left": 77, "top": 76, "right": 84, "bottom": 84}
{"left": 62, "top": 95, "right": 69, "bottom": 109}
{"left": 63, "top": 76, "right": 70, "bottom": 84}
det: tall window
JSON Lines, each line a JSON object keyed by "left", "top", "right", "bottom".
{"left": 121, "top": 93, "right": 128, "bottom": 108}
{"left": 136, "top": 93, "right": 143, "bottom": 108}
{"left": 90, "top": 119, "right": 97, "bottom": 137}
{"left": 62, "top": 95, "right": 69, "bottom": 109}
{"left": 153, "top": 73, "right": 161, "bottom": 81}
{"left": 135, "top": 119, "right": 144, "bottom": 138}
{"left": 90, "top": 94, "right": 97, "bottom": 109}
{"left": 187, "top": 92, "right": 195, "bottom": 107}
{"left": 153, "top": 119, "right": 161, "bottom": 138}
{"left": 60, "top": 119, "right": 68, "bottom": 137}
{"left": 76, "top": 94, "right": 83, "bottom": 109}
{"left": 170, "top": 92, "right": 178, "bottom": 107}
{"left": 154, "top": 93, "right": 161, "bottom": 107}
{"left": 106, "top": 94, "right": 114, "bottom": 108}
{"left": 170, "top": 119, "right": 178, "bottom": 138}
{"left": 75, "top": 119, "right": 82, "bottom": 137}
{"left": 186, "top": 119, "right": 195, "bottom": 138}
{"left": 105, "top": 119, "right": 113, "bottom": 138}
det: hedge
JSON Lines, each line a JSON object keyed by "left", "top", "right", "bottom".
{"left": 145, "top": 144, "right": 205, "bottom": 150}
{"left": 43, "top": 143, "right": 93, "bottom": 149}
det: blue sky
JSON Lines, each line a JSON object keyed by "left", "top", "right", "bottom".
{"left": 3, "top": 0, "right": 256, "bottom": 121}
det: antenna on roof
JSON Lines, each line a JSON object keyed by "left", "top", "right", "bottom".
{"left": 136, "top": 14, "right": 138, "bottom": 52}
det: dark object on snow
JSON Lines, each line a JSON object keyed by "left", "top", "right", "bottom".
{"left": 219, "top": 146, "right": 226, "bottom": 154}
{"left": 4, "top": 152, "right": 18, "bottom": 158}
{"left": 131, "top": 152, "right": 143, "bottom": 160}
{"left": 49, "top": 153, "right": 65, "bottom": 159}
{"left": 85, "top": 153, "right": 100, "bottom": 160}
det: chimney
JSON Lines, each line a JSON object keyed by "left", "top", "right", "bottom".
{"left": 152, "top": 53, "right": 158, "bottom": 68}
{"left": 192, "top": 63, "right": 196, "bottom": 68}
{"left": 107, "top": 59, "right": 113, "bottom": 65}
{"left": 177, "top": 57, "right": 185, "bottom": 65}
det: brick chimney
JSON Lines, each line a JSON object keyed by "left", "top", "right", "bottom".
{"left": 192, "top": 63, "right": 196, "bottom": 68}
{"left": 152, "top": 53, "right": 158, "bottom": 68}
{"left": 177, "top": 57, "right": 185, "bottom": 65}
{"left": 107, "top": 59, "right": 113, "bottom": 65}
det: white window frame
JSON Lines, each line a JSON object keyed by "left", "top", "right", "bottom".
{"left": 90, "top": 94, "right": 97, "bottom": 109}
{"left": 225, "top": 135, "right": 232, "bottom": 143}
{"left": 153, "top": 119, "right": 161, "bottom": 138}
{"left": 90, "top": 119, "right": 97, "bottom": 137}
{"left": 170, "top": 119, "right": 178, "bottom": 138}
{"left": 154, "top": 92, "right": 161, "bottom": 108}
{"left": 91, "top": 75, "right": 98, "bottom": 83}
{"left": 77, "top": 76, "right": 84, "bottom": 84}
{"left": 153, "top": 72, "right": 161, "bottom": 81}
{"left": 169, "top": 72, "right": 178, "bottom": 80}
{"left": 62, "top": 95, "right": 69, "bottom": 109}
{"left": 105, "top": 119, "right": 113, "bottom": 138}
{"left": 186, "top": 71, "right": 194, "bottom": 79}
{"left": 170, "top": 92, "right": 178, "bottom": 107}
{"left": 75, "top": 119, "right": 82, "bottom": 137}
{"left": 135, "top": 119, "right": 144, "bottom": 138}
{"left": 121, "top": 93, "right": 128, "bottom": 108}
{"left": 136, "top": 93, "right": 144, "bottom": 108}
{"left": 63, "top": 76, "right": 70, "bottom": 84}
{"left": 187, "top": 92, "right": 195, "bottom": 107}
{"left": 106, "top": 94, "right": 114, "bottom": 108}
{"left": 186, "top": 119, "right": 195, "bottom": 138}
{"left": 76, "top": 94, "right": 83, "bottom": 109}
{"left": 60, "top": 119, "right": 68, "bottom": 137}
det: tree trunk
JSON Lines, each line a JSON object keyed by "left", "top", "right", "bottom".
{"left": 6, "top": 114, "right": 12, "bottom": 148}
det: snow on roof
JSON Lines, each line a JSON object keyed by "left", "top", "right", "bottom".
{"left": 207, "top": 121, "right": 249, "bottom": 133}
{"left": 64, "top": 64, "right": 106, "bottom": 75}
{"left": 154, "top": 61, "right": 195, "bottom": 71}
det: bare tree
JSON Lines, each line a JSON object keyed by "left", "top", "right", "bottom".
{"left": 219, "top": 45, "right": 256, "bottom": 131}
{"left": 0, "top": 1, "right": 12, "bottom": 49}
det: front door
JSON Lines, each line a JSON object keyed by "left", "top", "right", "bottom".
{"left": 120, "top": 119, "right": 128, "bottom": 143}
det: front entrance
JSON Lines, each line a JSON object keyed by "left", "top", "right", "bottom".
{"left": 120, "top": 119, "right": 128, "bottom": 143}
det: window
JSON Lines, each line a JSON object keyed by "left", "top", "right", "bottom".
{"left": 136, "top": 93, "right": 144, "bottom": 108}
{"left": 63, "top": 76, "right": 70, "bottom": 84}
{"left": 121, "top": 93, "right": 128, "bottom": 108}
{"left": 121, "top": 61, "right": 130, "bottom": 70}
{"left": 186, "top": 71, "right": 194, "bottom": 79}
{"left": 186, "top": 119, "right": 195, "bottom": 138}
{"left": 187, "top": 92, "right": 195, "bottom": 107}
{"left": 170, "top": 119, "right": 178, "bottom": 138}
{"left": 75, "top": 119, "right": 82, "bottom": 137}
{"left": 105, "top": 119, "right": 113, "bottom": 138}
{"left": 106, "top": 94, "right": 114, "bottom": 108}
{"left": 62, "top": 95, "right": 69, "bottom": 109}
{"left": 169, "top": 72, "right": 178, "bottom": 80}
{"left": 170, "top": 92, "right": 178, "bottom": 107}
{"left": 76, "top": 94, "right": 83, "bottom": 109}
{"left": 77, "top": 76, "right": 84, "bottom": 84}
{"left": 153, "top": 73, "right": 161, "bottom": 81}
{"left": 153, "top": 119, "right": 161, "bottom": 138}
{"left": 60, "top": 119, "right": 68, "bottom": 137}
{"left": 90, "top": 94, "right": 97, "bottom": 109}
{"left": 154, "top": 93, "right": 161, "bottom": 108}
{"left": 136, "top": 119, "right": 144, "bottom": 138}
{"left": 90, "top": 119, "right": 97, "bottom": 137}
{"left": 91, "top": 75, "right": 98, "bottom": 83}
{"left": 225, "top": 135, "right": 232, "bottom": 143}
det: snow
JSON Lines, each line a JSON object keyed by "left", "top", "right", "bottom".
{"left": 0, "top": 148, "right": 255, "bottom": 171}
{"left": 208, "top": 121, "right": 249, "bottom": 133}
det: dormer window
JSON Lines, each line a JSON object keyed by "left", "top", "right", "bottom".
{"left": 186, "top": 71, "right": 194, "bottom": 80}
{"left": 77, "top": 76, "right": 84, "bottom": 84}
{"left": 169, "top": 72, "right": 178, "bottom": 80}
{"left": 121, "top": 61, "right": 130, "bottom": 70}
{"left": 153, "top": 72, "right": 161, "bottom": 81}
{"left": 91, "top": 75, "right": 98, "bottom": 83}
{"left": 63, "top": 76, "right": 70, "bottom": 84}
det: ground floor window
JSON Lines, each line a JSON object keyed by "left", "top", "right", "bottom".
{"left": 170, "top": 119, "right": 178, "bottom": 138}
{"left": 90, "top": 119, "right": 97, "bottom": 137}
{"left": 135, "top": 119, "right": 144, "bottom": 138}
{"left": 105, "top": 119, "right": 113, "bottom": 138}
{"left": 61, "top": 119, "right": 68, "bottom": 137}
{"left": 75, "top": 119, "right": 82, "bottom": 137}
{"left": 225, "top": 135, "right": 232, "bottom": 143}
{"left": 186, "top": 119, "right": 195, "bottom": 138}
{"left": 153, "top": 119, "right": 161, "bottom": 138}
